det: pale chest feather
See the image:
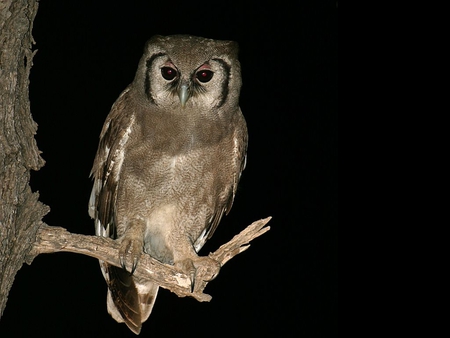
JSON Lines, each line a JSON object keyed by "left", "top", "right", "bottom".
{"left": 122, "top": 109, "right": 236, "bottom": 189}
{"left": 121, "top": 137, "right": 234, "bottom": 198}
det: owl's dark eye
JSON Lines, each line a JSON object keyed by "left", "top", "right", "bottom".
{"left": 161, "top": 67, "right": 177, "bottom": 81}
{"left": 196, "top": 70, "right": 214, "bottom": 83}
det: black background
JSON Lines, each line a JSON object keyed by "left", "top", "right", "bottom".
{"left": 1, "top": 1, "right": 338, "bottom": 337}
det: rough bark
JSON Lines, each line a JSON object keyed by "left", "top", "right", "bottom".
{"left": 0, "top": 0, "right": 49, "bottom": 317}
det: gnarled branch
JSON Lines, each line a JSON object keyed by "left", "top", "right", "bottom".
{"left": 29, "top": 217, "right": 271, "bottom": 302}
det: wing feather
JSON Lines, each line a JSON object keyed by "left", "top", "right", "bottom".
{"left": 89, "top": 87, "right": 135, "bottom": 239}
{"left": 194, "top": 110, "right": 248, "bottom": 251}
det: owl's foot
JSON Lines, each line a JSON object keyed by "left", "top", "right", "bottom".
{"left": 175, "top": 256, "right": 221, "bottom": 292}
{"left": 119, "top": 237, "right": 143, "bottom": 274}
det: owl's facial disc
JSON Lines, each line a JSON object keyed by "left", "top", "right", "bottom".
{"left": 148, "top": 54, "right": 221, "bottom": 108}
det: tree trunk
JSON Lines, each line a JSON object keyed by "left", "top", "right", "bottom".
{"left": 0, "top": 0, "right": 49, "bottom": 316}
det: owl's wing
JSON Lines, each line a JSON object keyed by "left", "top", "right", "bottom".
{"left": 88, "top": 87, "right": 135, "bottom": 238}
{"left": 89, "top": 87, "right": 150, "bottom": 333}
{"left": 224, "top": 110, "right": 248, "bottom": 217}
{"left": 195, "top": 110, "right": 248, "bottom": 251}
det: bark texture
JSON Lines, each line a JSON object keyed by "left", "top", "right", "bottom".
{"left": 0, "top": 0, "right": 49, "bottom": 317}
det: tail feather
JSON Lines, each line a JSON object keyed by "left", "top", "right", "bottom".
{"left": 135, "top": 279, "right": 159, "bottom": 323}
{"left": 105, "top": 265, "right": 159, "bottom": 335}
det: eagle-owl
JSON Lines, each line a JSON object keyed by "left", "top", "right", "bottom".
{"left": 88, "top": 35, "right": 247, "bottom": 334}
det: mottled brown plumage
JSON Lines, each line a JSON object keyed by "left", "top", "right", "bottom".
{"left": 88, "top": 35, "right": 247, "bottom": 334}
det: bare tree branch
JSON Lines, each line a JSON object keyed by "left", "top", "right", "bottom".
{"left": 29, "top": 217, "right": 271, "bottom": 302}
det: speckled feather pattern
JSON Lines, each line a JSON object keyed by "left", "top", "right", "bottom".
{"left": 89, "top": 35, "right": 247, "bottom": 334}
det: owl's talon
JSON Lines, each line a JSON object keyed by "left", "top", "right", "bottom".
{"left": 175, "top": 256, "right": 221, "bottom": 293}
{"left": 119, "top": 237, "right": 143, "bottom": 274}
{"left": 174, "top": 258, "right": 196, "bottom": 292}
{"left": 119, "top": 256, "right": 125, "bottom": 270}
{"left": 190, "top": 270, "right": 196, "bottom": 292}
{"left": 131, "top": 256, "right": 139, "bottom": 274}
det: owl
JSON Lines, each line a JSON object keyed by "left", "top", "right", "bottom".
{"left": 88, "top": 35, "right": 247, "bottom": 334}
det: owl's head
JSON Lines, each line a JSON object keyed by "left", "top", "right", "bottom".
{"left": 132, "top": 35, "right": 242, "bottom": 111}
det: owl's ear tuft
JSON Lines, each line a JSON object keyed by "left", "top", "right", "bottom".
{"left": 206, "top": 39, "right": 238, "bottom": 62}
{"left": 222, "top": 40, "right": 239, "bottom": 59}
{"left": 228, "top": 41, "right": 239, "bottom": 59}
{"left": 144, "top": 35, "right": 166, "bottom": 52}
{"left": 228, "top": 40, "right": 239, "bottom": 50}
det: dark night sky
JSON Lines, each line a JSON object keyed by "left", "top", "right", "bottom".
{"left": 1, "top": 1, "right": 338, "bottom": 337}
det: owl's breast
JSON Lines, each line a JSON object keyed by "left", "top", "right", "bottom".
{"left": 117, "top": 106, "right": 237, "bottom": 221}
{"left": 122, "top": 129, "right": 234, "bottom": 199}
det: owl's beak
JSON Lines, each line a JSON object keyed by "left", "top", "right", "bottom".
{"left": 178, "top": 83, "right": 190, "bottom": 107}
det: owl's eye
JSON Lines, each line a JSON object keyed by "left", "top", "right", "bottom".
{"left": 161, "top": 67, "right": 177, "bottom": 81}
{"left": 196, "top": 70, "right": 214, "bottom": 83}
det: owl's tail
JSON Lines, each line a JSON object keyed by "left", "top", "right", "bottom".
{"left": 105, "top": 265, "right": 159, "bottom": 335}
